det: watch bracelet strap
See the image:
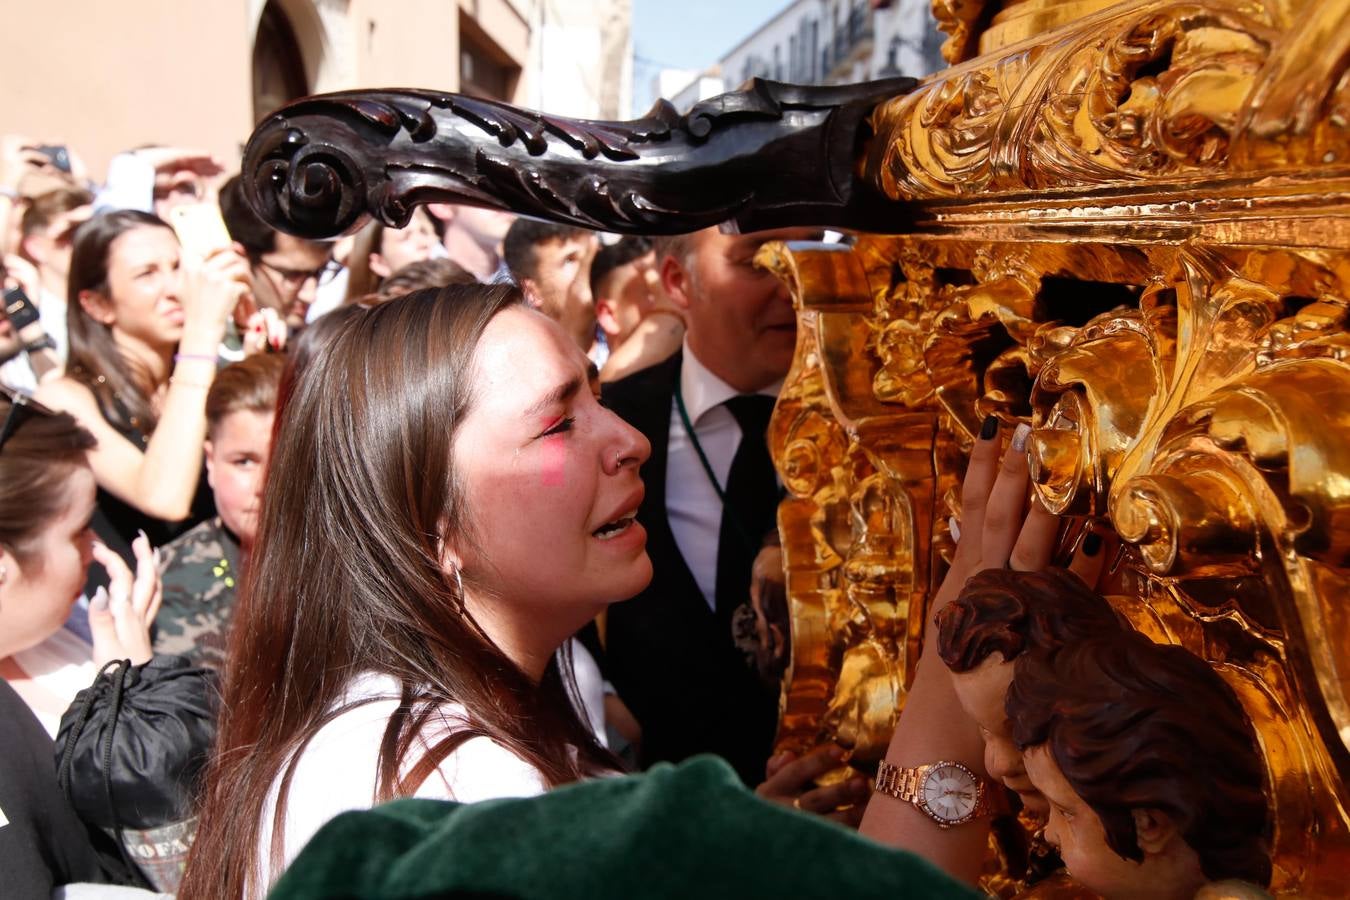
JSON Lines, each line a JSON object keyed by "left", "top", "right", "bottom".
{"left": 875, "top": 759, "right": 922, "bottom": 803}
{"left": 874, "top": 759, "right": 1006, "bottom": 816}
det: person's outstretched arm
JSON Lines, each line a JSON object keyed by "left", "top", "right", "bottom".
{"left": 858, "top": 420, "right": 1059, "bottom": 881}
{"left": 37, "top": 249, "right": 249, "bottom": 521}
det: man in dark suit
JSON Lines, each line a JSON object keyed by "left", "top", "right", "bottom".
{"left": 593, "top": 225, "right": 821, "bottom": 785}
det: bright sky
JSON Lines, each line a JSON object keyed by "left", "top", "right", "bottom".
{"left": 631, "top": 0, "right": 792, "bottom": 114}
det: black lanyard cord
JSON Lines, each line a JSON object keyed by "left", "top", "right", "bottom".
{"left": 674, "top": 381, "right": 781, "bottom": 553}
{"left": 674, "top": 379, "right": 728, "bottom": 503}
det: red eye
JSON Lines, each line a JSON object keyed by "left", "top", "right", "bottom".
{"left": 539, "top": 416, "right": 575, "bottom": 438}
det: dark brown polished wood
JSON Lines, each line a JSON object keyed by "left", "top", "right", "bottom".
{"left": 241, "top": 77, "right": 919, "bottom": 240}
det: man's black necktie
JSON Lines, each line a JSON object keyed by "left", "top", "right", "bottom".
{"left": 714, "top": 395, "right": 779, "bottom": 620}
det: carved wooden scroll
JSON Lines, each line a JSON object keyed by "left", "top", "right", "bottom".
{"left": 241, "top": 77, "right": 917, "bottom": 240}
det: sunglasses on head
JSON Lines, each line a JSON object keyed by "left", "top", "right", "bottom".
{"left": 0, "top": 387, "right": 58, "bottom": 454}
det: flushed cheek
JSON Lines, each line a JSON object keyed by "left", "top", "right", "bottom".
{"left": 482, "top": 463, "right": 589, "bottom": 552}
{"left": 540, "top": 431, "right": 567, "bottom": 488}
{"left": 218, "top": 474, "right": 256, "bottom": 514}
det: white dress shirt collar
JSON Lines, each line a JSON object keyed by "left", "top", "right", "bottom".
{"left": 680, "top": 340, "right": 783, "bottom": 426}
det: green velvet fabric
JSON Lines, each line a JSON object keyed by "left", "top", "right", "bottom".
{"left": 268, "top": 755, "right": 981, "bottom": 900}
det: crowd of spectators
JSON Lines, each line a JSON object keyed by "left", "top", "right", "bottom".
{"left": 0, "top": 134, "right": 1273, "bottom": 900}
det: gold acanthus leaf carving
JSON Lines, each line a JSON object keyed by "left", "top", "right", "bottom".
{"left": 1036, "top": 3, "right": 1269, "bottom": 174}
{"left": 1231, "top": 0, "right": 1350, "bottom": 168}
{"left": 1028, "top": 246, "right": 1330, "bottom": 524}
{"left": 871, "top": 247, "right": 942, "bottom": 407}
{"left": 1258, "top": 298, "right": 1350, "bottom": 364}
{"left": 931, "top": 0, "right": 990, "bottom": 65}
{"left": 868, "top": 0, "right": 1350, "bottom": 200}
{"left": 924, "top": 248, "right": 1040, "bottom": 434}
{"left": 1030, "top": 306, "right": 1179, "bottom": 516}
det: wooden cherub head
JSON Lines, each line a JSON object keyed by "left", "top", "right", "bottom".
{"left": 935, "top": 567, "right": 1125, "bottom": 817}
{"left": 1007, "top": 631, "right": 1271, "bottom": 899}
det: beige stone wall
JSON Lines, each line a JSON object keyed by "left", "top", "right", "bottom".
{"left": 0, "top": 2, "right": 255, "bottom": 180}
{"left": 350, "top": 0, "right": 463, "bottom": 93}
{"left": 0, "top": 0, "right": 536, "bottom": 180}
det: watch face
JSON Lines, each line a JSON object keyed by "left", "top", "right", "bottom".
{"left": 919, "top": 762, "right": 981, "bottom": 826}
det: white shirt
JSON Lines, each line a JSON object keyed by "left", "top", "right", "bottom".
{"left": 306, "top": 266, "right": 349, "bottom": 323}
{"left": 0, "top": 287, "right": 71, "bottom": 393}
{"left": 665, "top": 341, "right": 781, "bottom": 610}
{"left": 39, "top": 286, "right": 69, "bottom": 365}
{"left": 253, "top": 672, "right": 547, "bottom": 897}
{"left": 568, "top": 637, "right": 608, "bottom": 749}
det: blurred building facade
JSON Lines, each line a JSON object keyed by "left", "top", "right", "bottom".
{"left": 659, "top": 0, "right": 942, "bottom": 113}
{"left": 0, "top": 0, "right": 630, "bottom": 179}
{"left": 665, "top": 67, "right": 725, "bottom": 113}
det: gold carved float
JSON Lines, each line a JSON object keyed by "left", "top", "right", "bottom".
{"left": 764, "top": 0, "right": 1350, "bottom": 894}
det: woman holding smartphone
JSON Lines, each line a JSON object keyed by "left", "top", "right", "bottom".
{"left": 35, "top": 209, "right": 251, "bottom": 570}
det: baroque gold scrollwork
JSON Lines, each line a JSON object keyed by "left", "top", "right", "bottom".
{"left": 763, "top": 240, "right": 944, "bottom": 766}
{"left": 874, "top": 0, "right": 1349, "bottom": 201}
{"left": 924, "top": 247, "right": 1040, "bottom": 435}
{"left": 768, "top": 226, "right": 1350, "bottom": 892}
{"left": 931, "top": 0, "right": 991, "bottom": 65}
{"left": 763, "top": 1, "right": 1350, "bottom": 892}
{"left": 1020, "top": 244, "right": 1350, "bottom": 893}
{"left": 1030, "top": 305, "right": 1177, "bottom": 516}
{"left": 1043, "top": 3, "right": 1272, "bottom": 173}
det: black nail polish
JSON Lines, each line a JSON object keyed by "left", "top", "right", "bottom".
{"left": 979, "top": 415, "right": 999, "bottom": 440}
{"left": 1081, "top": 532, "right": 1102, "bottom": 556}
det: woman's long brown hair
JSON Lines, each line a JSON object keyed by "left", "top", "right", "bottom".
{"left": 65, "top": 209, "right": 173, "bottom": 435}
{"left": 181, "top": 285, "right": 617, "bottom": 899}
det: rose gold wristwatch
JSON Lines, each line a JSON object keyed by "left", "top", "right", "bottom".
{"left": 874, "top": 759, "right": 1004, "bottom": 828}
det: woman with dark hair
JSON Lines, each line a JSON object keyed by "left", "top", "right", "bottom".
{"left": 0, "top": 391, "right": 109, "bottom": 726}
{"left": 0, "top": 388, "right": 134, "bottom": 894}
{"left": 35, "top": 208, "right": 251, "bottom": 570}
{"left": 181, "top": 284, "right": 651, "bottom": 899}
{"left": 1007, "top": 631, "right": 1271, "bottom": 897}
{"left": 0, "top": 389, "right": 212, "bottom": 894}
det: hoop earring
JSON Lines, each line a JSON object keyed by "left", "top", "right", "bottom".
{"left": 449, "top": 565, "right": 465, "bottom": 611}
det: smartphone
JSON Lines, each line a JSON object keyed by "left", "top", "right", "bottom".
{"left": 169, "top": 203, "right": 234, "bottom": 264}
{"left": 170, "top": 204, "right": 259, "bottom": 323}
{"left": 35, "top": 144, "right": 72, "bottom": 174}
{"left": 3, "top": 286, "right": 41, "bottom": 331}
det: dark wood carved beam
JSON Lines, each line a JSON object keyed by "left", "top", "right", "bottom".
{"left": 241, "top": 77, "right": 919, "bottom": 239}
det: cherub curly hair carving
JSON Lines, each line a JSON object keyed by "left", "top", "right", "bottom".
{"left": 1007, "top": 631, "right": 1272, "bottom": 887}
{"left": 935, "top": 567, "right": 1125, "bottom": 673}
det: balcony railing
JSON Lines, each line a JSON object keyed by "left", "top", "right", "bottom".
{"left": 822, "top": 7, "right": 874, "bottom": 76}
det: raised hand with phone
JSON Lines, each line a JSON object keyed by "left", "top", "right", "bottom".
{"left": 171, "top": 202, "right": 284, "bottom": 355}
{"left": 33, "top": 208, "right": 252, "bottom": 573}
{"left": 177, "top": 241, "right": 255, "bottom": 356}
{"left": 0, "top": 255, "right": 62, "bottom": 384}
